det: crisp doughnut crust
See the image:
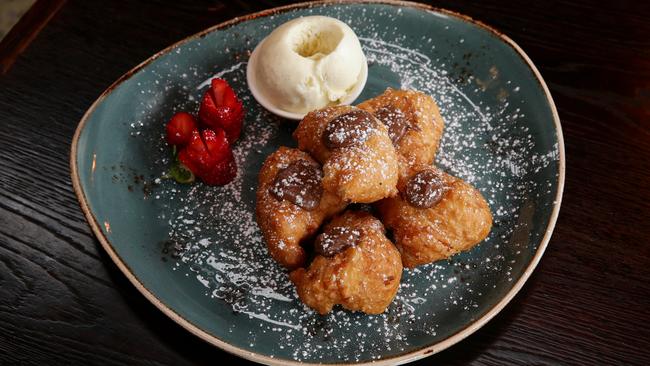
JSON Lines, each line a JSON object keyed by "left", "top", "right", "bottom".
{"left": 357, "top": 88, "right": 444, "bottom": 170}
{"left": 256, "top": 147, "right": 346, "bottom": 270}
{"left": 289, "top": 211, "right": 402, "bottom": 314}
{"left": 257, "top": 89, "right": 492, "bottom": 314}
{"left": 376, "top": 164, "right": 493, "bottom": 268}
{"left": 293, "top": 105, "right": 399, "bottom": 203}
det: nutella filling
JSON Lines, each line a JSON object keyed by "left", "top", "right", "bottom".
{"left": 323, "top": 109, "right": 376, "bottom": 149}
{"left": 373, "top": 105, "right": 415, "bottom": 145}
{"left": 314, "top": 225, "right": 362, "bottom": 257}
{"left": 404, "top": 169, "right": 447, "bottom": 209}
{"left": 269, "top": 159, "right": 323, "bottom": 210}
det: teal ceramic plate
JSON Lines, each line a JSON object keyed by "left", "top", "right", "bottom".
{"left": 71, "top": 1, "right": 564, "bottom": 365}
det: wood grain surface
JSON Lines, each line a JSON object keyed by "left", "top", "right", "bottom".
{"left": 0, "top": 0, "right": 67, "bottom": 74}
{"left": 1, "top": 1, "right": 649, "bottom": 365}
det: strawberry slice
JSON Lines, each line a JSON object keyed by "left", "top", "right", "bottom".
{"left": 201, "top": 128, "right": 237, "bottom": 185}
{"left": 177, "top": 128, "right": 236, "bottom": 186}
{"left": 166, "top": 112, "right": 198, "bottom": 146}
{"left": 177, "top": 129, "right": 207, "bottom": 175}
{"left": 202, "top": 128, "right": 230, "bottom": 157}
{"left": 198, "top": 78, "right": 244, "bottom": 143}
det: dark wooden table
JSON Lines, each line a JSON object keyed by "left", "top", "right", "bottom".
{"left": 1, "top": 1, "right": 649, "bottom": 365}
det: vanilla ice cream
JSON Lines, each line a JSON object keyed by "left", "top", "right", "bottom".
{"left": 252, "top": 16, "right": 366, "bottom": 114}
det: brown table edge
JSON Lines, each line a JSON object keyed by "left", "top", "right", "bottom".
{"left": 0, "top": 0, "right": 67, "bottom": 74}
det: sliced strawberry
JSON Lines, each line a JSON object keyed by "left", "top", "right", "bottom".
{"left": 202, "top": 128, "right": 230, "bottom": 158}
{"left": 210, "top": 79, "right": 230, "bottom": 106}
{"left": 177, "top": 129, "right": 205, "bottom": 174}
{"left": 177, "top": 128, "right": 237, "bottom": 186}
{"left": 166, "top": 112, "right": 197, "bottom": 146}
{"left": 198, "top": 78, "right": 244, "bottom": 143}
{"left": 201, "top": 154, "right": 237, "bottom": 185}
{"left": 201, "top": 128, "right": 237, "bottom": 185}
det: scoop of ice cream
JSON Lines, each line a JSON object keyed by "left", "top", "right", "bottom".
{"left": 253, "top": 16, "right": 366, "bottom": 114}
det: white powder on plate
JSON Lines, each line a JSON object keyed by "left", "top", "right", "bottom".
{"left": 127, "top": 6, "right": 560, "bottom": 362}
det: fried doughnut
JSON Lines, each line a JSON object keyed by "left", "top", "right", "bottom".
{"left": 289, "top": 211, "right": 402, "bottom": 314}
{"left": 293, "top": 105, "right": 399, "bottom": 203}
{"left": 357, "top": 88, "right": 444, "bottom": 169}
{"left": 376, "top": 164, "right": 492, "bottom": 268}
{"left": 256, "top": 147, "right": 346, "bottom": 270}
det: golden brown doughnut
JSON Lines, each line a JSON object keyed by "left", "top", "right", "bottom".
{"left": 293, "top": 105, "right": 399, "bottom": 203}
{"left": 376, "top": 164, "right": 492, "bottom": 268}
{"left": 256, "top": 147, "right": 346, "bottom": 270}
{"left": 289, "top": 211, "right": 402, "bottom": 314}
{"left": 357, "top": 88, "right": 444, "bottom": 170}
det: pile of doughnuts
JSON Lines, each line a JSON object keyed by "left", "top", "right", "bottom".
{"left": 256, "top": 88, "right": 493, "bottom": 315}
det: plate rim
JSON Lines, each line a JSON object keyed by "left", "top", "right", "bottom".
{"left": 69, "top": 1, "right": 566, "bottom": 365}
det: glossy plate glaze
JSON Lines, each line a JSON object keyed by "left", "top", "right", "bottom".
{"left": 70, "top": 1, "right": 564, "bottom": 365}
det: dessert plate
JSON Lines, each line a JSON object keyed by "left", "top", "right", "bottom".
{"left": 70, "top": 1, "right": 564, "bottom": 365}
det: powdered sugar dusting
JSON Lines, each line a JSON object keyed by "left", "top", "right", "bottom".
{"left": 124, "top": 4, "right": 560, "bottom": 363}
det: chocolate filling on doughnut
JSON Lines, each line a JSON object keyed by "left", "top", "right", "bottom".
{"left": 404, "top": 169, "right": 447, "bottom": 209}
{"left": 323, "top": 109, "right": 376, "bottom": 149}
{"left": 314, "top": 226, "right": 362, "bottom": 257}
{"left": 373, "top": 105, "right": 416, "bottom": 145}
{"left": 270, "top": 160, "right": 323, "bottom": 210}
